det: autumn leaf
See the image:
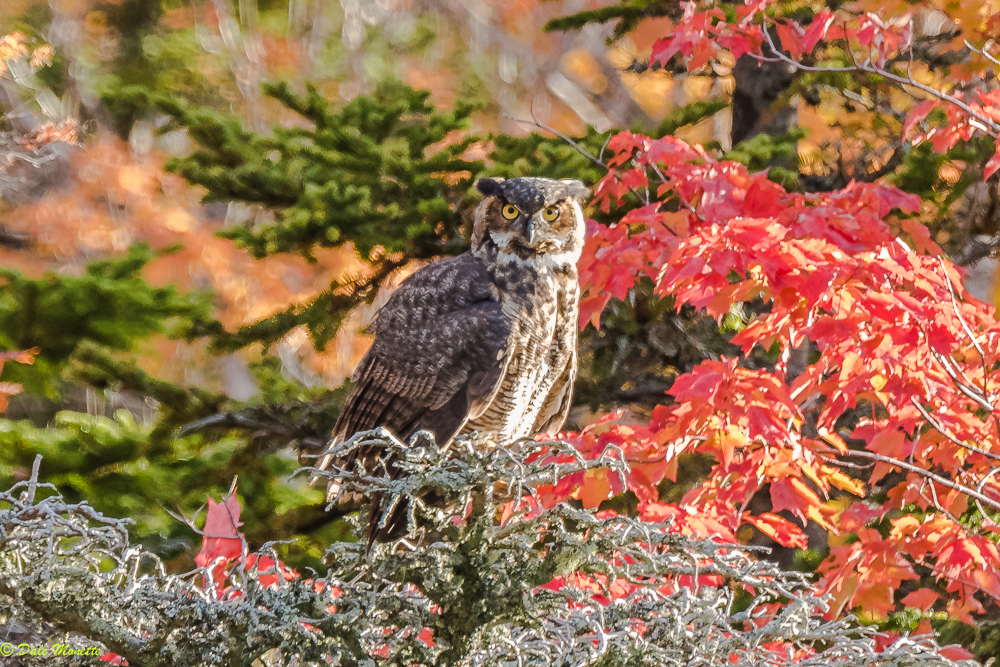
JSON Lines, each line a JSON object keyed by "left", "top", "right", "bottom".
{"left": 801, "top": 11, "right": 837, "bottom": 53}
{"left": 745, "top": 512, "right": 808, "bottom": 549}
{"left": 939, "top": 646, "right": 976, "bottom": 661}
{"left": 579, "top": 294, "right": 610, "bottom": 330}
{"left": 899, "top": 217, "right": 943, "bottom": 256}
{"left": 903, "top": 100, "right": 938, "bottom": 139}
{"left": 901, "top": 588, "right": 939, "bottom": 611}
{"left": 0, "top": 349, "right": 37, "bottom": 365}
{"left": 770, "top": 477, "right": 833, "bottom": 528}
{"left": 0, "top": 348, "right": 37, "bottom": 413}
{"left": 717, "top": 427, "right": 748, "bottom": 468}
{"left": 775, "top": 22, "right": 805, "bottom": 60}
{"left": 575, "top": 468, "right": 613, "bottom": 509}
{"left": 985, "top": 145, "right": 1000, "bottom": 180}
{"left": 195, "top": 492, "right": 244, "bottom": 590}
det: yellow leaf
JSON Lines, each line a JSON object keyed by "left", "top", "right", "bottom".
{"left": 817, "top": 428, "right": 848, "bottom": 454}
{"left": 801, "top": 461, "right": 825, "bottom": 491}
{"left": 840, "top": 351, "right": 860, "bottom": 381}
{"left": 576, "top": 469, "right": 612, "bottom": 509}
{"left": 718, "top": 427, "right": 749, "bottom": 467}
{"left": 824, "top": 467, "right": 865, "bottom": 496}
{"left": 830, "top": 571, "right": 860, "bottom": 619}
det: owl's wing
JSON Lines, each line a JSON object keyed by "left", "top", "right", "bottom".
{"left": 320, "top": 253, "right": 508, "bottom": 497}
{"left": 530, "top": 349, "right": 576, "bottom": 436}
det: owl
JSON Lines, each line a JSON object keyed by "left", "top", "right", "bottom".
{"left": 319, "top": 176, "right": 590, "bottom": 544}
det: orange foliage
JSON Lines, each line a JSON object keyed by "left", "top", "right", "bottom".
{"left": 0, "top": 349, "right": 36, "bottom": 412}
{"left": 3, "top": 135, "right": 372, "bottom": 388}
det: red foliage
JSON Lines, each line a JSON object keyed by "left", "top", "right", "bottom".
{"left": 650, "top": 1, "right": 763, "bottom": 69}
{"left": 568, "top": 125, "right": 1000, "bottom": 623}
{"left": 193, "top": 491, "right": 300, "bottom": 597}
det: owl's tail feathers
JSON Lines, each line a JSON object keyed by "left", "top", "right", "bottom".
{"left": 309, "top": 428, "right": 414, "bottom": 547}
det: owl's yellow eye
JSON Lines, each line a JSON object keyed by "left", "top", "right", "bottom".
{"left": 541, "top": 206, "right": 559, "bottom": 222}
{"left": 501, "top": 204, "right": 520, "bottom": 220}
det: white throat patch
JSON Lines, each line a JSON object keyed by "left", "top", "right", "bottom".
{"left": 489, "top": 231, "right": 514, "bottom": 248}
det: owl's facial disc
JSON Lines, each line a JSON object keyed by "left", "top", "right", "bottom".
{"left": 487, "top": 198, "right": 579, "bottom": 256}
{"left": 474, "top": 177, "right": 590, "bottom": 257}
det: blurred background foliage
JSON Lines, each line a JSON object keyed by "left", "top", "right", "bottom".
{"left": 1, "top": 1, "right": 999, "bottom": 652}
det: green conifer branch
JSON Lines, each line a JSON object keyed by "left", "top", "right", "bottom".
{"left": 112, "top": 81, "right": 483, "bottom": 261}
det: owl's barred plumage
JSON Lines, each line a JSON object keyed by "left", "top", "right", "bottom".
{"left": 320, "top": 176, "right": 590, "bottom": 545}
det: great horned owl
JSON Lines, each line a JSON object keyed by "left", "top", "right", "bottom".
{"left": 319, "top": 176, "right": 590, "bottom": 544}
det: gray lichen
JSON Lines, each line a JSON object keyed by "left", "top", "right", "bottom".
{"left": 0, "top": 433, "right": 981, "bottom": 667}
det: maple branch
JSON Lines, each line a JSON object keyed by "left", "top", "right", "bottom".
{"left": 756, "top": 23, "right": 1000, "bottom": 137}
{"left": 844, "top": 449, "right": 1000, "bottom": 512}
{"left": 973, "top": 468, "right": 1000, "bottom": 529}
{"left": 933, "top": 348, "right": 980, "bottom": 396}
{"left": 917, "top": 479, "right": 961, "bottom": 524}
{"left": 598, "top": 132, "right": 612, "bottom": 165}
{"left": 827, "top": 458, "right": 874, "bottom": 470}
{"left": 504, "top": 114, "right": 677, "bottom": 221}
{"left": 938, "top": 259, "right": 993, "bottom": 407}
{"left": 965, "top": 39, "right": 1000, "bottom": 68}
{"left": 932, "top": 351, "right": 995, "bottom": 413}
{"left": 939, "top": 260, "right": 987, "bottom": 360}
{"left": 647, "top": 160, "right": 697, "bottom": 221}
{"left": 910, "top": 397, "right": 1000, "bottom": 464}
{"left": 737, "top": 488, "right": 759, "bottom": 521}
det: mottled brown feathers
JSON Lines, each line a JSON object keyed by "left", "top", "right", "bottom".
{"left": 322, "top": 176, "right": 589, "bottom": 546}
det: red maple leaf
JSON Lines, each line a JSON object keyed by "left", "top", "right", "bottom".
{"left": 195, "top": 493, "right": 244, "bottom": 591}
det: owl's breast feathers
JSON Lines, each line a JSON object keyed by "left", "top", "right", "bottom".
{"left": 461, "top": 245, "right": 580, "bottom": 443}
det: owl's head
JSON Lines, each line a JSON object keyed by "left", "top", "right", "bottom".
{"left": 472, "top": 177, "right": 590, "bottom": 262}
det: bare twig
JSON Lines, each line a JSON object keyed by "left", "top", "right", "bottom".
{"left": 504, "top": 114, "right": 607, "bottom": 168}
{"left": 756, "top": 24, "right": 1000, "bottom": 137}
{"left": 910, "top": 397, "right": 1000, "bottom": 463}
{"left": 844, "top": 448, "right": 1000, "bottom": 512}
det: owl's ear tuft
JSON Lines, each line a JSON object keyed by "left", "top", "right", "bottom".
{"left": 475, "top": 178, "right": 504, "bottom": 197}
{"left": 560, "top": 179, "right": 591, "bottom": 202}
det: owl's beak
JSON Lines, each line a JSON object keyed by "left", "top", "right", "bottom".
{"left": 525, "top": 219, "right": 537, "bottom": 246}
